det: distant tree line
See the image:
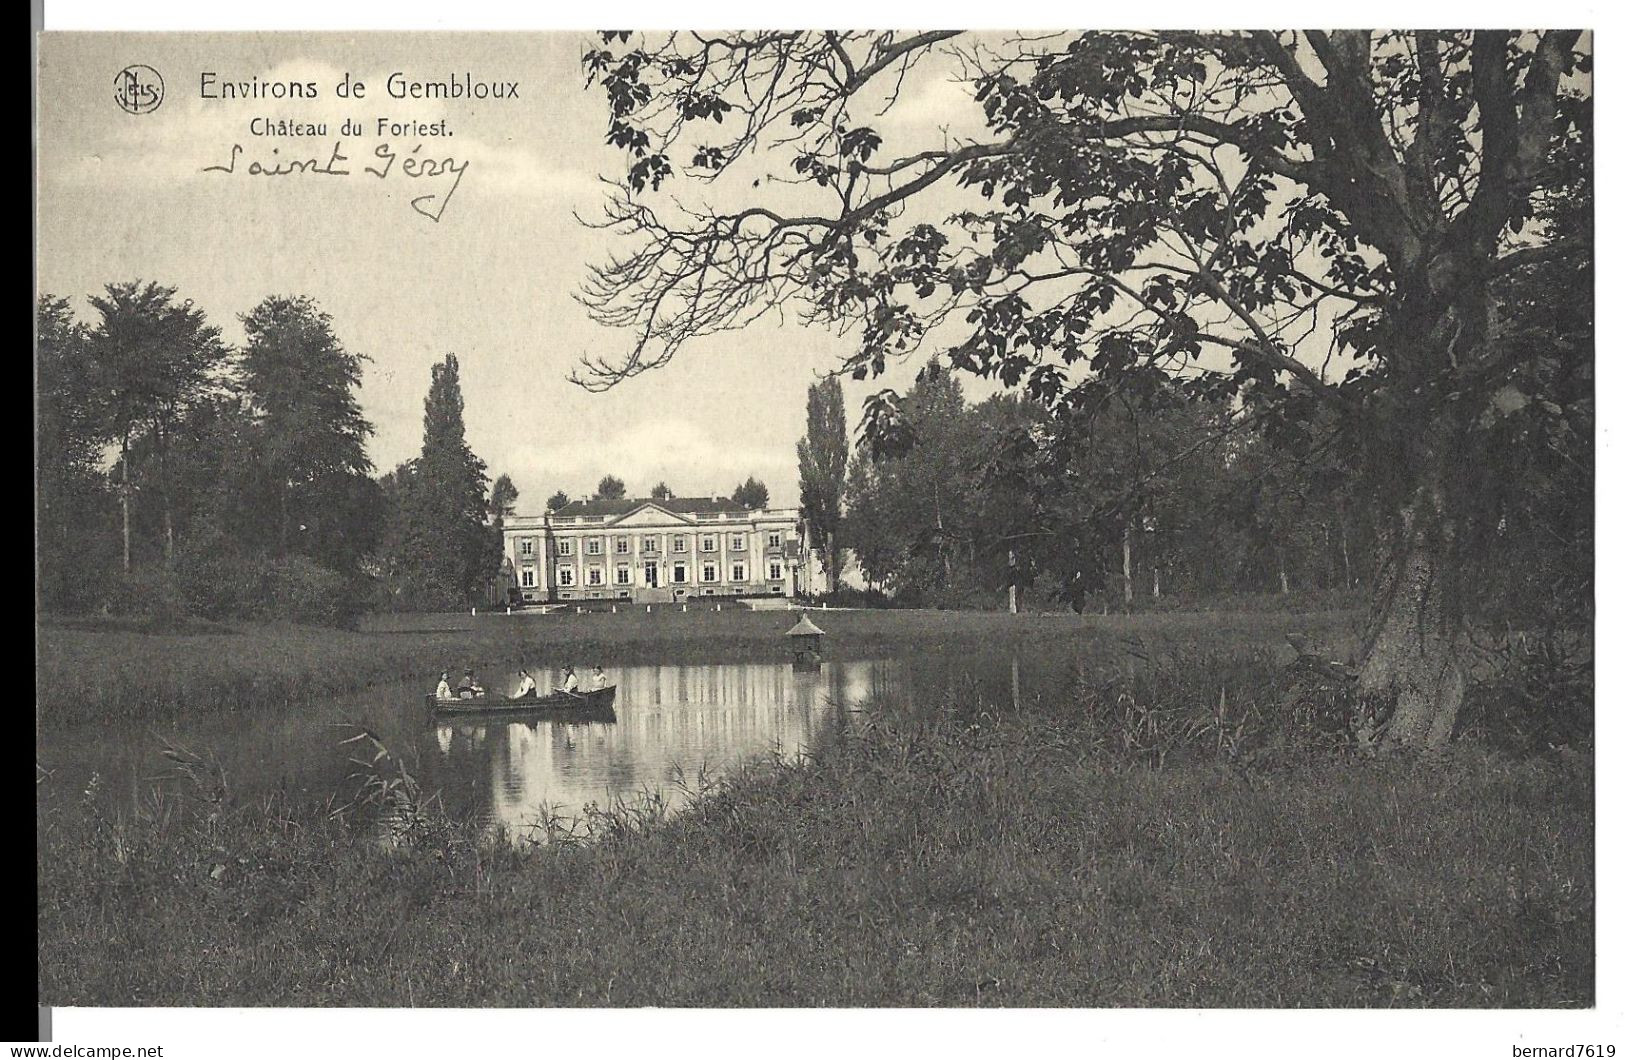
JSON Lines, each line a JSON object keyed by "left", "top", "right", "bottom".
{"left": 36, "top": 285, "right": 506, "bottom": 621}
{"left": 36, "top": 286, "right": 793, "bottom": 621}
{"left": 804, "top": 367, "right": 1587, "bottom": 621}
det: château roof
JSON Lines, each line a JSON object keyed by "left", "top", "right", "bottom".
{"left": 552, "top": 496, "right": 749, "bottom": 518}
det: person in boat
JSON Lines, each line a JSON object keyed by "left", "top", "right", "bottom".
{"left": 515, "top": 669, "right": 538, "bottom": 699}
{"left": 435, "top": 671, "right": 453, "bottom": 701}
{"left": 457, "top": 668, "right": 485, "bottom": 699}
{"left": 590, "top": 665, "right": 609, "bottom": 690}
{"left": 556, "top": 666, "right": 580, "bottom": 695}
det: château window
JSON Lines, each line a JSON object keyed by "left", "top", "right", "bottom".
{"left": 615, "top": 566, "right": 631, "bottom": 585}
{"left": 615, "top": 536, "right": 630, "bottom": 554}
{"left": 521, "top": 568, "right": 536, "bottom": 587}
{"left": 729, "top": 534, "right": 746, "bottom": 552}
{"left": 702, "top": 563, "right": 718, "bottom": 583}
{"left": 731, "top": 563, "right": 747, "bottom": 581}
{"left": 701, "top": 536, "right": 716, "bottom": 553}
{"left": 519, "top": 539, "right": 534, "bottom": 556}
{"left": 556, "top": 539, "right": 574, "bottom": 557}
{"left": 768, "top": 561, "right": 782, "bottom": 581}
{"left": 557, "top": 567, "right": 575, "bottom": 587}
{"left": 672, "top": 563, "right": 688, "bottom": 583}
{"left": 587, "top": 567, "right": 604, "bottom": 586}
{"left": 673, "top": 537, "right": 688, "bottom": 553}
{"left": 767, "top": 531, "right": 781, "bottom": 549}
{"left": 586, "top": 538, "right": 603, "bottom": 556}
{"left": 643, "top": 536, "right": 659, "bottom": 553}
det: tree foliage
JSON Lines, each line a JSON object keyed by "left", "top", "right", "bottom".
{"left": 731, "top": 475, "right": 770, "bottom": 508}
{"left": 489, "top": 473, "right": 520, "bottom": 526}
{"left": 377, "top": 355, "right": 500, "bottom": 609}
{"left": 36, "top": 296, "right": 108, "bottom": 609}
{"left": 87, "top": 280, "right": 230, "bottom": 570}
{"left": 582, "top": 30, "right": 1592, "bottom": 747}
{"left": 797, "top": 375, "right": 848, "bottom": 590}
{"left": 237, "top": 295, "right": 376, "bottom": 571}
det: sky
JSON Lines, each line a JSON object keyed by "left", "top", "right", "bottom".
{"left": 35, "top": 32, "right": 993, "bottom": 514}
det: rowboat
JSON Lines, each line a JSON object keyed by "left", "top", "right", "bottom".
{"left": 425, "top": 685, "right": 618, "bottom": 719}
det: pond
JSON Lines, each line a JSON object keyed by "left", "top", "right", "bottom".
{"left": 38, "top": 650, "right": 1071, "bottom": 844}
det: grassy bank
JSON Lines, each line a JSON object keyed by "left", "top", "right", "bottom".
{"left": 37, "top": 686, "right": 1590, "bottom": 1007}
{"left": 36, "top": 607, "right": 1359, "bottom": 728}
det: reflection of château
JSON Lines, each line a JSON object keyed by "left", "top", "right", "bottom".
{"left": 500, "top": 497, "right": 810, "bottom": 605}
{"left": 432, "top": 660, "right": 895, "bottom": 841}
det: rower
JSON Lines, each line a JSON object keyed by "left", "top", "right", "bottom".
{"left": 457, "top": 668, "right": 484, "bottom": 699}
{"left": 515, "top": 669, "right": 538, "bottom": 698}
{"left": 558, "top": 666, "right": 580, "bottom": 694}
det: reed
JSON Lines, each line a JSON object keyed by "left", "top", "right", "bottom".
{"left": 38, "top": 655, "right": 1591, "bottom": 1009}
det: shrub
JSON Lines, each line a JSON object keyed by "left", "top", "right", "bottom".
{"left": 1460, "top": 627, "right": 1593, "bottom": 752}
{"left": 92, "top": 551, "right": 361, "bottom": 626}
{"left": 95, "top": 566, "right": 189, "bottom": 622}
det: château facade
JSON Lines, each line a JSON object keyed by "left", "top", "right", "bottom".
{"left": 500, "top": 497, "right": 808, "bottom": 605}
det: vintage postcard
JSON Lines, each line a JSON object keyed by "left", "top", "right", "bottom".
{"left": 33, "top": 14, "right": 1606, "bottom": 1058}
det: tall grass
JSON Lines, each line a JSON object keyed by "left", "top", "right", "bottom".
{"left": 38, "top": 656, "right": 1590, "bottom": 1008}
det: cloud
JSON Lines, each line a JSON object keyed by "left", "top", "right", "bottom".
{"left": 503, "top": 418, "right": 792, "bottom": 508}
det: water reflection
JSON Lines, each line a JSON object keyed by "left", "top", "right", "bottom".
{"left": 39, "top": 648, "right": 1062, "bottom": 848}
{"left": 427, "top": 660, "right": 897, "bottom": 841}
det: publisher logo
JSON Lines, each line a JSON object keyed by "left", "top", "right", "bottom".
{"left": 114, "top": 65, "right": 164, "bottom": 114}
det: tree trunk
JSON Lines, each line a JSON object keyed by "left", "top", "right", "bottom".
{"left": 119, "top": 434, "right": 132, "bottom": 574}
{"left": 1351, "top": 277, "right": 1490, "bottom": 751}
{"left": 1121, "top": 524, "right": 1133, "bottom": 607}
{"left": 1355, "top": 484, "right": 1466, "bottom": 750}
{"left": 1008, "top": 549, "right": 1019, "bottom": 614}
{"left": 279, "top": 485, "right": 290, "bottom": 557}
{"left": 154, "top": 423, "right": 174, "bottom": 569}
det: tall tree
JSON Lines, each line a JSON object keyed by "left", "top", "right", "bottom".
{"left": 88, "top": 281, "right": 229, "bottom": 571}
{"left": 390, "top": 354, "right": 499, "bottom": 608}
{"left": 546, "top": 489, "right": 571, "bottom": 512}
{"left": 650, "top": 481, "right": 675, "bottom": 501}
{"left": 594, "top": 475, "right": 627, "bottom": 500}
{"left": 797, "top": 375, "right": 849, "bottom": 592}
{"left": 488, "top": 473, "right": 519, "bottom": 527}
{"left": 36, "top": 296, "right": 108, "bottom": 608}
{"left": 581, "top": 31, "right": 1591, "bottom": 748}
{"left": 731, "top": 476, "right": 769, "bottom": 509}
{"left": 238, "top": 295, "right": 375, "bottom": 571}
{"left": 841, "top": 448, "right": 900, "bottom": 592}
